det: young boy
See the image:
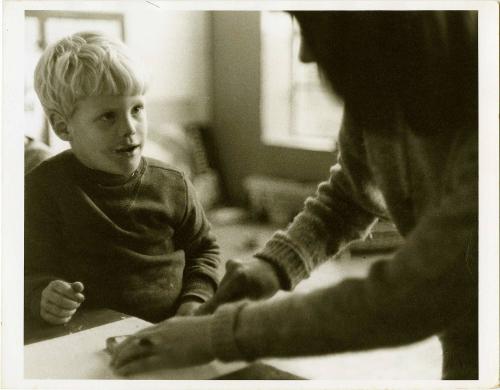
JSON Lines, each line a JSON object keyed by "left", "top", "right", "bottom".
{"left": 25, "top": 31, "right": 221, "bottom": 325}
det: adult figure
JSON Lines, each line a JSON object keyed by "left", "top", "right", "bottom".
{"left": 24, "top": 136, "right": 52, "bottom": 173}
{"left": 111, "top": 11, "right": 478, "bottom": 380}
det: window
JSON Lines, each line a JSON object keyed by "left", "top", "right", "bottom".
{"left": 260, "top": 12, "right": 344, "bottom": 152}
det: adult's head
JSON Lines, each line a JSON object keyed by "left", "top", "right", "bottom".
{"left": 290, "top": 11, "right": 477, "bottom": 135}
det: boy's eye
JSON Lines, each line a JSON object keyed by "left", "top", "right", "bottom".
{"left": 98, "top": 112, "right": 115, "bottom": 122}
{"left": 132, "top": 105, "right": 144, "bottom": 115}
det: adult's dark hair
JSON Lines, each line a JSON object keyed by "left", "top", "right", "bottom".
{"left": 290, "top": 11, "right": 477, "bottom": 135}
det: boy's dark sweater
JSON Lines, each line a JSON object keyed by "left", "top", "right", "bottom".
{"left": 25, "top": 150, "right": 220, "bottom": 323}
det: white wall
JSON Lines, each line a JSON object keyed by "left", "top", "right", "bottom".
{"left": 122, "top": 9, "right": 212, "bottom": 126}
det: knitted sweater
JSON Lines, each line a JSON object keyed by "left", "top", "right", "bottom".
{"left": 211, "top": 109, "right": 478, "bottom": 379}
{"left": 25, "top": 150, "right": 220, "bottom": 323}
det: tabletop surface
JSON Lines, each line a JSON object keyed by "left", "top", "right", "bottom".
{"left": 24, "top": 308, "right": 303, "bottom": 380}
{"left": 24, "top": 308, "right": 127, "bottom": 345}
{"left": 23, "top": 303, "right": 442, "bottom": 381}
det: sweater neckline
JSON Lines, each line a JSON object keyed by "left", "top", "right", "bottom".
{"left": 69, "top": 151, "right": 146, "bottom": 187}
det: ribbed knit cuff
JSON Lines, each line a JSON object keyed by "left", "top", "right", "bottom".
{"left": 181, "top": 274, "right": 217, "bottom": 303}
{"left": 255, "top": 234, "right": 310, "bottom": 290}
{"left": 210, "top": 301, "right": 248, "bottom": 362}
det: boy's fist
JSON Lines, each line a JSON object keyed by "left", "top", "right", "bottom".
{"left": 40, "top": 280, "right": 85, "bottom": 325}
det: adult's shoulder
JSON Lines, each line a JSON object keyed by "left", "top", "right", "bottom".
{"left": 25, "top": 150, "right": 75, "bottom": 207}
{"left": 25, "top": 149, "right": 74, "bottom": 186}
{"left": 24, "top": 138, "right": 52, "bottom": 173}
{"left": 446, "top": 127, "right": 477, "bottom": 190}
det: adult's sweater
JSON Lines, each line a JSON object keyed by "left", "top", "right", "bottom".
{"left": 211, "top": 110, "right": 478, "bottom": 379}
{"left": 25, "top": 150, "right": 220, "bottom": 323}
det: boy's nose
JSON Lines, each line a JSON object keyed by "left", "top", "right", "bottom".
{"left": 121, "top": 118, "right": 137, "bottom": 137}
{"left": 123, "top": 126, "right": 136, "bottom": 136}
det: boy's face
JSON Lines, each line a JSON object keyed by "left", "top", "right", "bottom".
{"left": 65, "top": 95, "right": 147, "bottom": 176}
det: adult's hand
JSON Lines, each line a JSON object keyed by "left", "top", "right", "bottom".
{"left": 196, "top": 258, "right": 282, "bottom": 315}
{"left": 110, "top": 315, "right": 214, "bottom": 375}
{"left": 175, "top": 299, "right": 202, "bottom": 317}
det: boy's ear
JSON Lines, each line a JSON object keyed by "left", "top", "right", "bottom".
{"left": 49, "top": 112, "right": 71, "bottom": 141}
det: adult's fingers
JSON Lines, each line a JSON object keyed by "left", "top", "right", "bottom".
{"left": 200, "top": 259, "right": 250, "bottom": 314}
{"left": 225, "top": 258, "right": 243, "bottom": 272}
{"left": 111, "top": 325, "right": 158, "bottom": 365}
{"left": 115, "top": 354, "right": 168, "bottom": 376}
{"left": 131, "top": 322, "right": 167, "bottom": 339}
{"left": 196, "top": 280, "right": 246, "bottom": 315}
{"left": 111, "top": 336, "right": 156, "bottom": 369}
{"left": 195, "top": 300, "right": 216, "bottom": 315}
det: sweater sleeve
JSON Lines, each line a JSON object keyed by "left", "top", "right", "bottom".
{"left": 175, "top": 174, "right": 221, "bottom": 303}
{"left": 255, "top": 112, "right": 385, "bottom": 289}
{"left": 24, "top": 168, "right": 65, "bottom": 320}
{"left": 210, "top": 129, "right": 477, "bottom": 361}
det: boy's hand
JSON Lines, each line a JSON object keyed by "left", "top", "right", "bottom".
{"left": 175, "top": 300, "right": 202, "bottom": 317}
{"left": 110, "top": 315, "right": 214, "bottom": 375}
{"left": 40, "top": 280, "right": 85, "bottom": 325}
{"left": 196, "top": 258, "right": 281, "bottom": 315}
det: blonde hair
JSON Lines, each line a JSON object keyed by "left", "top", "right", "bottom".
{"left": 34, "top": 31, "right": 147, "bottom": 120}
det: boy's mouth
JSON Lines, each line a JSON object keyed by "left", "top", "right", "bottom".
{"left": 115, "top": 144, "right": 140, "bottom": 155}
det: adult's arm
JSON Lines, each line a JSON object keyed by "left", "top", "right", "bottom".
{"left": 211, "top": 129, "right": 477, "bottom": 360}
{"left": 256, "top": 112, "right": 386, "bottom": 290}
{"left": 197, "top": 112, "right": 386, "bottom": 314}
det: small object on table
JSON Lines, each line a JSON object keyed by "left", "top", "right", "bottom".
{"left": 105, "top": 335, "right": 130, "bottom": 355}
{"left": 105, "top": 334, "right": 154, "bottom": 355}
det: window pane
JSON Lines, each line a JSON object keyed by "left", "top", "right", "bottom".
{"left": 44, "top": 18, "right": 122, "bottom": 44}
{"left": 290, "top": 17, "right": 343, "bottom": 139}
{"left": 292, "top": 88, "right": 344, "bottom": 138}
{"left": 260, "top": 12, "right": 343, "bottom": 151}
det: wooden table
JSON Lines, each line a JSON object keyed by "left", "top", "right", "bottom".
{"left": 24, "top": 308, "right": 127, "bottom": 345}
